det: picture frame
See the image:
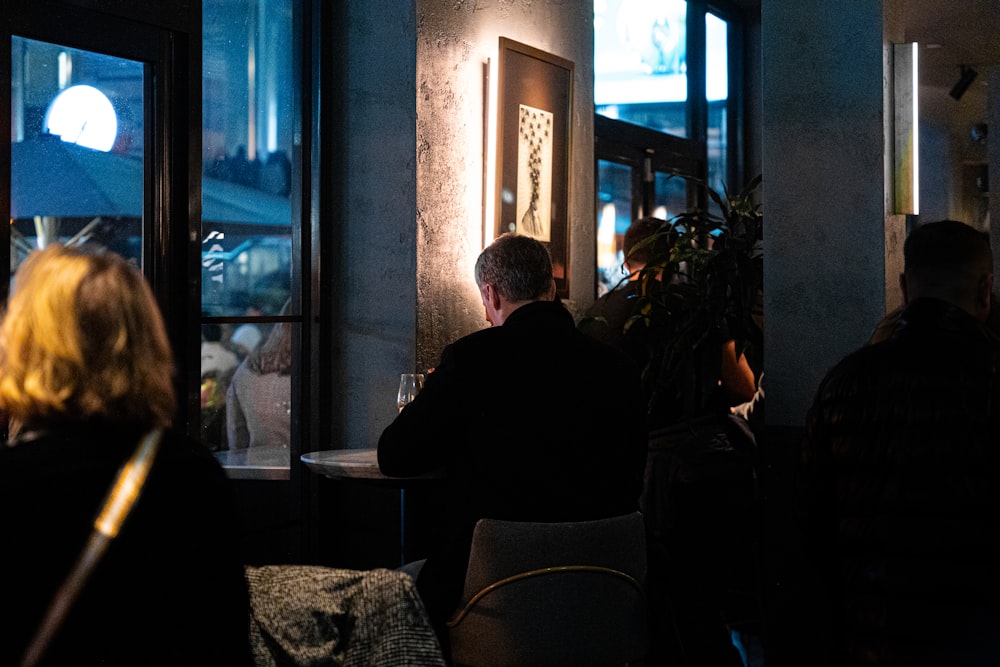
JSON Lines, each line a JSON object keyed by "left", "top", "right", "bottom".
{"left": 494, "top": 37, "right": 574, "bottom": 298}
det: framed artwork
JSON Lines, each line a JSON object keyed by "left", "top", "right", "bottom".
{"left": 494, "top": 37, "right": 574, "bottom": 298}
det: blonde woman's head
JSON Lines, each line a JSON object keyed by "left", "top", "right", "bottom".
{"left": 0, "top": 244, "right": 176, "bottom": 435}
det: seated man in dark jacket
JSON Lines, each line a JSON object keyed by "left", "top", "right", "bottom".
{"left": 378, "top": 233, "right": 648, "bottom": 654}
{"left": 801, "top": 220, "right": 1000, "bottom": 666}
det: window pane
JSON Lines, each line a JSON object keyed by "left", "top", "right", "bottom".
{"left": 706, "top": 11, "right": 728, "bottom": 195}
{"left": 596, "top": 159, "right": 634, "bottom": 296}
{"left": 11, "top": 37, "right": 144, "bottom": 273}
{"left": 594, "top": 0, "right": 687, "bottom": 137}
{"left": 652, "top": 171, "right": 687, "bottom": 222}
{"left": 202, "top": 0, "right": 294, "bottom": 318}
{"left": 203, "top": 0, "right": 297, "bottom": 476}
{"left": 201, "top": 320, "right": 294, "bottom": 458}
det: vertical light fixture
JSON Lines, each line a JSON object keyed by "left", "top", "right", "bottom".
{"left": 893, "top": 42, "right": 919, "bottom": 215}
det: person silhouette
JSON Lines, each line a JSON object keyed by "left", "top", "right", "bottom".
{"left": 377, "top": 233, "right": 647, "bottom": 659}
{"left": 0, "top": 244, "right": 252, "bottom": 666}
{"left": 801, "top": 220, "right": 1000, "bottom": 665}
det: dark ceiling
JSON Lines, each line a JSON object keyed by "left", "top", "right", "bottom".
{"left": 734, "top": 1, "right": 997, "bottom": 155}
{"left": 903, "top": 0, "right": 998, "bottom": 147}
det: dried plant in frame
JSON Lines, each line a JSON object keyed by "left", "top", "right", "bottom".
{"left": 494, "top": 37, "right": 573, "bottom": 297}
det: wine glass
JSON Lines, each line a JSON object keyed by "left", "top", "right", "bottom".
{"left": 397, "top": 373, "right": 425, "bottom": 412}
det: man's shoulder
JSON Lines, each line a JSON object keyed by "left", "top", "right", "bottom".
{"left": 436, "top": 324, "right": 505, "bottom": 365}
{"left": 813, "top": 341, "right": 896, "bottom": 399}
{"left": 580, "top": 286, "right": 639, "bottom": 341}
{"left": 818, "top": 323, "right": 1000, "bottom": 403}
{"left": 450, "top": 323, "right": 503, "bottom": 347}
{"left": 582, "top": 284, "right": 636, "bottom": 317}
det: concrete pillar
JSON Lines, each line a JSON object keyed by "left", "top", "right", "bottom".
{"left": 762, "top": 0, "right": 894, "bottom": 427}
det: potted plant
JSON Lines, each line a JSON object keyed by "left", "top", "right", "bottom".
{"left": 623, "top": 174, "right": 765, "bottom": 664}
{"left": 626, "top": 173, "right": 763, "bottom": 428}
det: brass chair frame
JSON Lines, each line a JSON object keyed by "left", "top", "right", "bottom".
{"left": 446, "top": 513, "right": 649, "bottom": 667}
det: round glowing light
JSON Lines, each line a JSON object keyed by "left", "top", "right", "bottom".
{"left": 43, "top": 84, "right": 118, "bottom": 152}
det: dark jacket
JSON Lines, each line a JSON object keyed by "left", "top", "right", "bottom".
{"left": 0, "top": 424, "right": 253, "bottom": 666}
{"left": 378, "top": 300, "right": 648, "bottom": 629}
{"left": 579, "top": 280, "right": 738, "bottom": 430}
{"left": 801, "top": 297, "right": 1000, "bottom": 665}
{"left": 578, "top": 281, "right": 639, "bottom": 356}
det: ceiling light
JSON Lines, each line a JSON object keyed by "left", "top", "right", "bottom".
{"left": 950, "top": 65, "right": 978, "bottom": 101}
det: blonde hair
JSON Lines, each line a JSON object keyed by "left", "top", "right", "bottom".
{"left": 0, "top": 244, "right": 176, "bottom": 434}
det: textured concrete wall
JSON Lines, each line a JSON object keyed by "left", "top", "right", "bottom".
{"left": 331, "top": 0, "right": 594, "bottom": 450}
{"left": 414, "top": 0, "right": 595, "bottom": 371}
{"left": 761, "top": 0, "right": 891, "bottom": 427}
{"left": 331, "top": 0, "right": 418, "bottom": 449}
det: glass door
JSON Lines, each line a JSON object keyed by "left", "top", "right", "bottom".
{"left": 10, "top": 37, "right": 144, "bottom": 271}
{"left": 595, "top": 116, "right": 702, "bottom": 298}
{"left": 4, "top": 0, "right": 197, "bottom": 429}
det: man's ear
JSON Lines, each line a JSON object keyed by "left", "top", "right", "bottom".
{"left": 543, "top": 278, "right": 557, "bottom": 301}
{"left": 978, "top": 273, "right": 993, "bottom": 311}
{"left": 484, "top": 283, "right": 502, "bottom": 310}
{"left": 899, "top": 272, "right": 910, "bottom": 304}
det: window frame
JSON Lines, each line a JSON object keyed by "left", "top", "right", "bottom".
{"left": 198, "top": 0, "right": 308, "bottom": 482}
{"left": 593, "top": 0, "right": 748, "bottom": 295}
{"left": 3, "top": 0, "right": 199, "bottom": 406}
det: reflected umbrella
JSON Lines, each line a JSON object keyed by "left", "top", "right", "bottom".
{"left": 10, "top": 134, "right": 290, "bottom": 247}
{"left": 12, "top": 133, "right": 133, "bottom": 219}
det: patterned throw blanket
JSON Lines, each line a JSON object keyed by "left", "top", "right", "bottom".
{"left": 246, "top": 565, "right": 446, "bottom": 667}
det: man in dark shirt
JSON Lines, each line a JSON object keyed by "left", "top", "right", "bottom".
{"left": 579, "top": 215, "right": 670, "bottom": 361}
{"left": 580, "top": 216, "right": 756, "bottom": 426}
{"left": 378, "top": 233, "right": 647, "bottom": 652}
{"left": 802, "top": 220, "right": 1000, "bottom": 665}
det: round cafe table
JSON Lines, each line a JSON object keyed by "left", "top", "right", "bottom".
{"left": 301, "top": 447, "right": 443, "bottom": 482}
{"left": 300, "top": 448, "right": 444, "bottom": 565}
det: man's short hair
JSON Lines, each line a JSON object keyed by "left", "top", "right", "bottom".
{"left": 904, "top": 220, "right": 992, "bottom": 299}
{"left": 623, "top": 216, "right": 673, "bottom": 268}
{"left": 475, "top": 233, "right": 553, "bottom": 302}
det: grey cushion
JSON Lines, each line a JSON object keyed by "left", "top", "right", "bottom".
{"left": 246, "top": 564, "right": 445, "bottom": 667}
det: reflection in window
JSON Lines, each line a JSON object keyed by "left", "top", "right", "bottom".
{"left": 596, "top": 159, "right": 635, "bottom": 296}
{"left": 10, "top": 37, "right": 143, "bottom": 273}
{"left": 226, "top": 316, "right": 294, "bottom": 451}
{"left": 653, "top": 171, "right": 687, "bottom": 223}
{"left": 202, "top": 0, "right": 297, "bottom": 477}
{"left": 202, "top": 0, "right": 294, "bottom": 319}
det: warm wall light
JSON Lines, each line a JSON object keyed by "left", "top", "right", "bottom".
{"left": 893, "top": 42, "right": 919, "bottom": 215}
{"left": 483, "top": 56, "right": 499, "bottom": 247}
{"left": 949, "top": 64, "right": 978, "bottom": 101}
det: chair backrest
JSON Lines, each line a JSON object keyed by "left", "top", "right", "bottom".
{"left": 446, "top": 512, "right": 648, "bottom": 667}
